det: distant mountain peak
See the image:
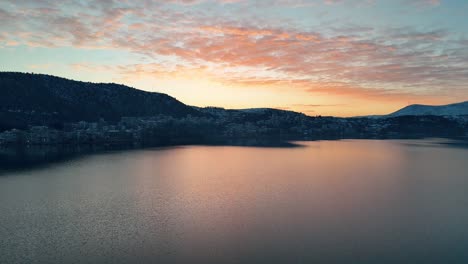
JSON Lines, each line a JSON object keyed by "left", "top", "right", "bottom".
{"left": 389, "top": 101, "right": 468, "bottom": 117}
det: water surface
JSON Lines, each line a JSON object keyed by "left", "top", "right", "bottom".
{"left": 1, "top": 139, "right": 468, "bottom": 263}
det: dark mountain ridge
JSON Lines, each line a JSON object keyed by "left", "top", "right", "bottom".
{"left": 1, "top": 72, "right": 467, "bottom": 142}
{"left": 0, "top": 72, "right": 199, "bottom": 130}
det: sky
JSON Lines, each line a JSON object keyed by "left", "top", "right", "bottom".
{"left": 1, "top": 0, "right": 467, "bottom": 116}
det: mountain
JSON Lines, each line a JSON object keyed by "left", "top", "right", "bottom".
{"left": 389, "top": 101, "right": 468, "bottom": 117}
{"left": 1, "top": 72, "right": 467, "bottom": 141}
{"left": 0, "top": 72, "right": 199, "bottom": 130}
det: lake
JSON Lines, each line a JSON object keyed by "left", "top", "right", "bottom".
{"left": 1, "top": 139, "right": 468, "bottom": 264}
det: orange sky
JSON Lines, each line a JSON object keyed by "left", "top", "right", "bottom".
{"left": 1, "top": 0, "right": 467, "bottom": 116}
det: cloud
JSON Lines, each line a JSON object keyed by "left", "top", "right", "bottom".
{"left": 1, "top": 0, "right": 466, "bottom": 106}
{"left": 412, "top": 0, "right": 441, "bottom": 6}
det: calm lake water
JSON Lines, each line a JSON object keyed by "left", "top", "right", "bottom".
{"left": 1, "top": 139, "right": 468, "bottom": 264}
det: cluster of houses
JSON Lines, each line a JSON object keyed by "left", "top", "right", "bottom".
{"left": 0, "top": 115, "right": 221, "bottom": 147}
{"left": 1, "top": 113, "right": 467, "bottom": 147}
{"left": 0, "top": 118, "right": 143, "bottom": 146}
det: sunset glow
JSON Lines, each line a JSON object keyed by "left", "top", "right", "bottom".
{"left": 1, "top": 0, "right": 467, "bottom": 116}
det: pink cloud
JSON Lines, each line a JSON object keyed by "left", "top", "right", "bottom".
{"left": 1, "top": 0, "right": 466, "bottom": 105}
